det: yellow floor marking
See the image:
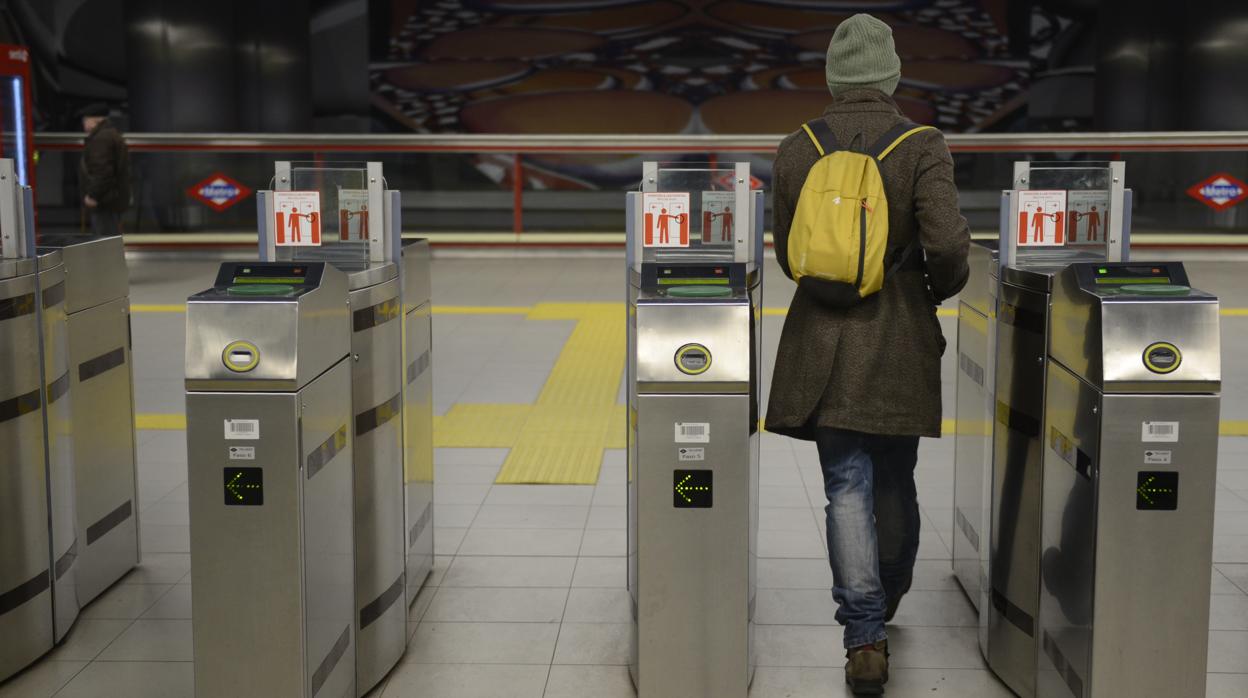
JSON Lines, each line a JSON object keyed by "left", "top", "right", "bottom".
{"left": 498, "top": 303, "right": 625, "bottom": 484}
{"left": 1221, "top": 421, "right": 1248, "bottom": 437}
{"left": 136, "top": 413, "right": 186, "bottom": 430}
{"left": 432, "top": 302, "right": 627, "bottom": 484}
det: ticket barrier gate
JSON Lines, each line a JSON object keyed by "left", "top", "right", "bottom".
{"left": 0, "top": 163, "right": 81, "bottom": 680}
{"left": 188, "top": 161, "right": 431, "bottom": 696}
{"left": 1037, "top": 262, "right": 1219, "bottom": 698}
{"left": 187, "top": 262, "right": 356, "bottom": 697}
{"left": 38, "top": 236, "right": 140, "bottom": 607}
{"left": 953, "top": 161, "right": 1132, "bottom": 697}
{"left": 627, "top": 162, "right": 762, "bottom": 697}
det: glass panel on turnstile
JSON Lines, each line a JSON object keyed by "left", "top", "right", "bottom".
{"left": 274, "top": 162, "right": 371, "bottom": 268}
{"left": 638, "top": 164, "right": 748, "bottom": 266}
{"left": 1005, "top": 161, "right": 1118, "bottom": 268}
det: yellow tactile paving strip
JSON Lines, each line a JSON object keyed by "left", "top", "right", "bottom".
{"left": 471, "top": 303, "right": 626, "bottom": 484}
{"left": 132, "top": 304, "right": 1248, "bottom": 484}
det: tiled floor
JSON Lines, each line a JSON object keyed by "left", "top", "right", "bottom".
{"left": 2, "top": 252, "right": 1247, "bottom": 697}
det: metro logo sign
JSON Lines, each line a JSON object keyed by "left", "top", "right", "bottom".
{"left": 1186, "top": 173, "right": 1248, "bottom": 212}
{"left": 187, "top": 172, "right": 252, "bottom": 212}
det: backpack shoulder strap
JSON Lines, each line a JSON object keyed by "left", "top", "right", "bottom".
{"left": 868, "top": 122, "right": 937, "bottom": 161}
{"left": 800, "top": 119, "right": 840, "bottom": 157}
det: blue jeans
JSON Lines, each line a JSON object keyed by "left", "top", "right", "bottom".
{"left": 815, "top": 428, "right": 921, "bottom": 649}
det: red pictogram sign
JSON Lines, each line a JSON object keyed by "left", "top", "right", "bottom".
{"left": 1186, "top": 173, "right": 1248, "bottom": 212}
{"left": 187, "top": 172, "right": 252, "bottom": 212}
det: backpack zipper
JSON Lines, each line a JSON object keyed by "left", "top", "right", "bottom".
{"left": 855, "top": 197, "right": 867, "bottom": 289}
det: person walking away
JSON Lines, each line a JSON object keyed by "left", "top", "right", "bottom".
{"left": 764, "top": 14, "right": 971, "bottom": 695}
{"left": 78, "top": 103, "right": 131, "bottom": 238}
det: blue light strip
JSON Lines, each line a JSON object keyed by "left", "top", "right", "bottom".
{"left": 11, "top": 77, "right": 26, "bottom": 186}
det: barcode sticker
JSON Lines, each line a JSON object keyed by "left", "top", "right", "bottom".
{"left": 675, "top": 422, "right": 710, "bottom": 443}
{"left": 224, "top": 419, "right": 260, "bottom": 441}
{"left": 1142, "top": 421, "right": 1178, "bottom": 443}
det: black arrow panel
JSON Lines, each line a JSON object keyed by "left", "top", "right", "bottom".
{"left": 674, "top": 469, "right": 713, "bottom": 508}
{"left": 224, "top": 467, "right": 264, "bottom": 506}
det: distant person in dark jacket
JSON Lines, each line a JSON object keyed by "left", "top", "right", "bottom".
{"left": 78, "top": 103, "right": 131, "bottom": 238}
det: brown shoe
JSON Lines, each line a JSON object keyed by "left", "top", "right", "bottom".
{"left": 845, "top": 640, "right": 889, "bottom": 695}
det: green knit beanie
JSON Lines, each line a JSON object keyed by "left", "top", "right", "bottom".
{"left": 825, "top": 14, "right": 901, "bottom": 96}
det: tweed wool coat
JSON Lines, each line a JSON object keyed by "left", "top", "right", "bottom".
{"left": 765, "top": 89, "right": 971, "bottom": 439}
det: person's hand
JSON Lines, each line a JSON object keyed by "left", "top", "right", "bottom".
{"left": 84, "top": 195, "right": 98, "bottom": 208}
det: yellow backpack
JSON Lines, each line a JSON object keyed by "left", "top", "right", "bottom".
{"left": 788, "top": 119, "right": 935, "bottom": 307}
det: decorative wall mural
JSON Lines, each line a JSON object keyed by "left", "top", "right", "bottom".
{"left": 371, "top": 0, "right": 1027, "bottom": 186}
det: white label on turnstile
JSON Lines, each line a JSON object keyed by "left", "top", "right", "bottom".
{"left": 224, "top": 419, "right": 260, "bottom": 440}
{"left": 229, "top": 446, "right": 256, "bottom": 460}
{"left": 1144, "top": 450, "right": 1172, "bottom": 465}
{"left": 678, "top": 447, "right": 705, "bottom": 461}
{"left": 1142, "top": 421, "right": 1179, "bottom": 443}
{"left": 675, "top": 422, "right": 710, "bottom": 443}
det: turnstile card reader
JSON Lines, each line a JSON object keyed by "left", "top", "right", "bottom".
{"left": 1037, "top": 261, "right": 1218, "bottom": 698}
{"left": 627, "top": 164, "right": 762, "bottom": 698}
{"left": 187, "top": 261, "right": 356, "bottom": 698}
{"left": 629, "top": 272, "right": 760, "bottom": 698}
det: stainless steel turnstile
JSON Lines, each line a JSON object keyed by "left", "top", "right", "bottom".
{"left": 401, "top": 239, "right": 434, "bottom": 601}
{"left": 952, "top": 243, "right": 996, "bottom": 622}
{"left": 627, "top": 162, "right": 762, "bottom": 697}
{"left": 967, "top": 162, "right": 1130, "bottom": 698}
{"left": 0, "top": 255, "right": 55, "bottom": 679}
{"left": 45, "top": 236, "right": 140, "bottom": 606}
{"left": 187, "top": 261, "right": 356, "bottom": 698}
{"left": 258, "top": 163, "right": 424, "bottom": 694}
{"left": 1037, "top": 261, "right": 1219, "bottom": 698}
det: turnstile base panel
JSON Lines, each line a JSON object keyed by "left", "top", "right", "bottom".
{"left": 189, "top": 360, "right": 356, "bottom": 698}
{"left": 67, "top": 296, "right": 140, "bottom": 605}
{"left": 629, "top": 393, "right": 756, "bottom": 698}
{"left": 952, "top": 301, "right": 992, "bottom": 614}
{"left": 0, "top": 269, "right": 56, "bottom": 681}
{"left": 403, "top": 299, "right": 435, "bottom": 603}
{"left": 41, "top": 263, "right": 81, "bottom": 643}
{"left": 350, "top": 275, "right": 409, "bottom": 696}
{"left": 987, "top": 282, "right": 1050, "bottom": 698}
{"left": 1038, "top": 364, "right": 1218, "bottom": 698}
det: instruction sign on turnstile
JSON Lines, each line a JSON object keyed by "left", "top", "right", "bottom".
{"left": 338, "top": 189, "right": 369, "bottom": 241}
{"left": 700, "top": 191, "right": 735, "bottom": 245}
{"left": 642, "top": 192, "right": 690, "bottom": 247}
{"left": 1066, "top": 190, "right": 1109, "bottom": 245}
{"left": 1016, "top": 190, "right": 1067, "bottom": 246}
{"left": 273, "top": 191, "right": 322, "bottom": 246}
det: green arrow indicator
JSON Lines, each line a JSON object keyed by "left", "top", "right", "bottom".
{"left": 1136, "top": 475, "right": 1173, "bottom": 505}
{"left": 675, "top": 474, "right": 710, "bottom": 504}
{"left": 227, "top": 471, "right": 261, "bottom": 501}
